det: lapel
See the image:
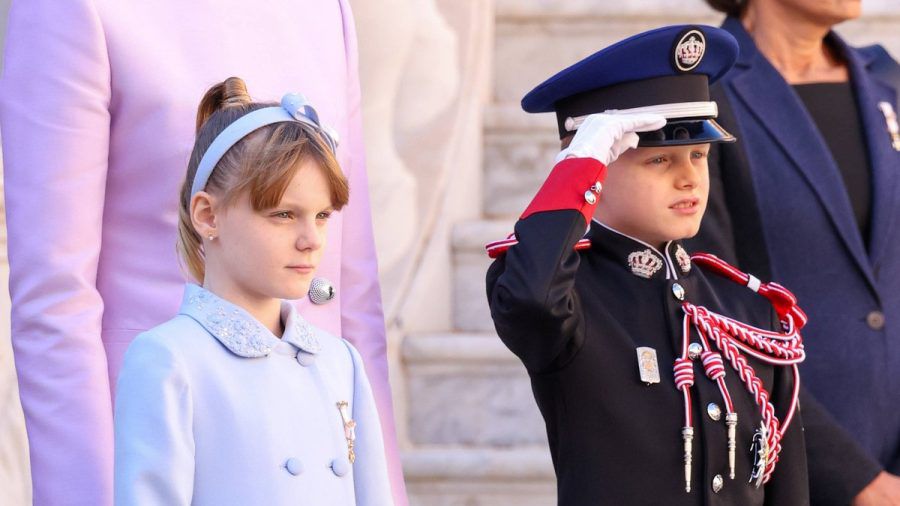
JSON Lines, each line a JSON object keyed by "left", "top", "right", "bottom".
{"left": 722, "top": 18, "right": 877, "bottom": 290}
{"left": 837, "top": 37, "right": 900, "bottom": 267}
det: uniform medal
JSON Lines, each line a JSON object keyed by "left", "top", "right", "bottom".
{"left": 749, "top": 422, "right": 770, "bottom": 488}
{"left": 636, "top": 347, "right": 661, "bottom": 384}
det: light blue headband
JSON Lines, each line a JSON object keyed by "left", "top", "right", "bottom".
{"left": 190, "top": 93, "right": 339, "bottom": 197}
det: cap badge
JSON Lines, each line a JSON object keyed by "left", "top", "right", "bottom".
{"left": 674, "top": 29, "right": 706, "bottom": 73}
{"left": 628, "top": 249, "right": 663, "bottom": 279}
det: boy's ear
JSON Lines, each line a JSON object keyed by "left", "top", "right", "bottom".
{"left": 190, "top": 191, "right": 218, "bottom": 239}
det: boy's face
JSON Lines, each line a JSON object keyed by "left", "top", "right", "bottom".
{"left": 595, "top": 143, "right": 710, "bottom": 247}
{"left": 211, "top": 160, "right": 335, "bottom": 302}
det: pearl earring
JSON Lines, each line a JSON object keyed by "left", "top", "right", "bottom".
{"left": 208, "top": 234, "right": 215, "bottom": 241}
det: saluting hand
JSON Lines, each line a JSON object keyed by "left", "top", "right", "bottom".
{"left": 555, "top": 112, "right": 666, "bottom": 165}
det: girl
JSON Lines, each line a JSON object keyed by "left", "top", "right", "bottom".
{"left": 114, "top": 77, "right": 392, "bottom": 505}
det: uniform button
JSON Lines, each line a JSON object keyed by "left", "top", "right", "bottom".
{"left": 712, "top": 474, "right": 724, "bottom": 493}
{"left": 331, "top": 457, "right": 351, "bottom": 477}
{"left": 866, "top": 310, "right": 885, "bottom": 330}
{"left": 590, "top": 181, "right": 603, "bottom": 193}
{"left": 672, "top": 283, "right": 686, "bottom": 301}
{"left": 584, "top": 190, "right": 597, "bottom": 205}
{"left": 707, "top": 403, "right": 722, "bottom": 421}
{"left": 284, "top": 458, "right": 304, "bottom": 476}
{"left": 296, "top": 350, "right": 316, "bottom": 367}
{"left": 688, "top": 343, "right": 703, "bottom": 360}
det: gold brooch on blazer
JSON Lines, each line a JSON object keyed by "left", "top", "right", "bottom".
{"left": 336, "top": 401, "right": 357, "bottom": 464}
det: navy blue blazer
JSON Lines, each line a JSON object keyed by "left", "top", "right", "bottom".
{"left": 689, "top": 16, "right": 900, "bottom": 504}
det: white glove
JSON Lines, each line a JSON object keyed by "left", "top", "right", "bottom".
{"left": 555, "top": 113, "right": 667, "bottom": 165}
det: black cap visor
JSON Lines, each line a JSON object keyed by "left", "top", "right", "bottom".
{"left": 637, "top": 118, "right": 735, "bottom": 146}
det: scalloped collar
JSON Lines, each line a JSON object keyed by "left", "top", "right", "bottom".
{"left": 178, "top": 284, "right": 321, "bottom": 358}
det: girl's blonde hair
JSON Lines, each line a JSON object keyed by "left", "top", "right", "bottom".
{"left": 177, "top": 77, "right": 350, "bottom": 282}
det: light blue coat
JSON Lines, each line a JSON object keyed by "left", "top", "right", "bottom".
{"left": 114, "top": 284, "right": 393, "bottom": 505}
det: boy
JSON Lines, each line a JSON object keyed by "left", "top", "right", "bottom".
{"left": 485, "top": 25, "right": 808, "bottom": 505}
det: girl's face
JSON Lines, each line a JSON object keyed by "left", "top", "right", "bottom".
{"left": 207, "top": 160, "right": 335, "bottom": 302}
{"left": 595, "top": 144, "right": 710, "bottom": 248}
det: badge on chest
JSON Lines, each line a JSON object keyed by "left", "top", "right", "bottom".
{"left": 636, "top": 347, "right": 661, "bottom": 385}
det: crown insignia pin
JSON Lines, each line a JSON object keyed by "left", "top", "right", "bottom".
{"left": 628, "top": 249, "right": 664, "bottom": 278}
{"left": 674, "top": 29, "right": 706, "bottom": 72}
{"left": 675, "top": 245, "right": 692, "bottom": 273}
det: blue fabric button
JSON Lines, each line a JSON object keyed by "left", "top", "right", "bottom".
{"left": 285, "top": 458, "right": 304, "bottom": 476}
{"left": 331, "top": 457, "right": 351, "bottom": 477}
{"left": 296, "top": 351, "right": 316, "bottom": 367}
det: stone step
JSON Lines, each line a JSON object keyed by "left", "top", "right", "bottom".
{"left": 402, "top": 332, "right": 546, "bottom": 446}
{"left": 451, "top": 220, "right": 517, "bottom": 332}
{"left": 403, "top": 447, "right": 555, "bottom": 506}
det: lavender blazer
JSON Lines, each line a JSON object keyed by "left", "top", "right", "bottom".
{"left": 0, "top": 0, "right": 405, "bottom": 504}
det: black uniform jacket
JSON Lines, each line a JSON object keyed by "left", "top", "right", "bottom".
{"left": 486, "top": 209, "right": 809, "bottom": 506}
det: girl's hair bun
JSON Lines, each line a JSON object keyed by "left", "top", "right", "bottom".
{"left": 195, "top": 77, "right": 252, "bottom": 133}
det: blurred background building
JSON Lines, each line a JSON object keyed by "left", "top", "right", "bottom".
{"left": 1, "top": 1, "right": 898, "bottom": 504}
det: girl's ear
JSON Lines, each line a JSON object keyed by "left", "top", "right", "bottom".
{"left": 190, "top": 191, "right": 218, "bottom": 240}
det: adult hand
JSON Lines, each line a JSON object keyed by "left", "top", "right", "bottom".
{"left": 852, "top": 471, "right": 900, "bottom": 506}
{"left": 555, "top": 112, "right": 666, "bottom": 165}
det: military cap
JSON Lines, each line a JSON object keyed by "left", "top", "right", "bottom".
{"left": 522, "top": 25, "right": 739, "bottom": 145}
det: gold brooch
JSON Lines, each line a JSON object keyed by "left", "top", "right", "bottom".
{"left": 336, "top": 401, "right": 357, "bottom": 464}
